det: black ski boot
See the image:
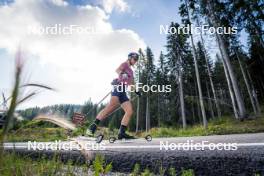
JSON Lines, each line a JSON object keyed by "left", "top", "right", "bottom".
{"left": 86, "top": 119, "right": 100, "bottom": 136}
{"left": 86, "top": 123, "right": 97, "bottom": 136}
{"left": 118, "top": 125, "right": 136, "bottom": 140}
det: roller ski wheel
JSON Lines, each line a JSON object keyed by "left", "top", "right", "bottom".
{"left": 145, "top": 134, "right": 152, "bottom": 142}
{"left": 109, "top": 137, "right": 116, "bottom": 143}
{"left": 95, "top": 134, "right": 104, "bottom": 143}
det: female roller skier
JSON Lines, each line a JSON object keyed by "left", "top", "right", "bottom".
{"left": 86, "top": 52, "right": 141, "bottom": 139}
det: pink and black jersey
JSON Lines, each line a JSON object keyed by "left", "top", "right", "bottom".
{"left": 118, "top": 62, "right": 134, "bottom": 85}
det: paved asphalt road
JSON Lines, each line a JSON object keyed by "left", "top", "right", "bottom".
{"left": 4, "top": 132, "right": 264, "bottom": 151}
{"left": 3, "top": 133, "right": 264, "bottom": 175}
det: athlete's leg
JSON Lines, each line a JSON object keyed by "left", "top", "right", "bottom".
{"left": 118, "top": 100, "right": 135, "bottom": 139}
{"left": 120, "top": 100, "right": 133, "bottom": 126}
{"left": 87, "top": 96, "right": 119, "bottom": 136}
{"left": 96, "top": 96, "right": 119, "bottom": 121}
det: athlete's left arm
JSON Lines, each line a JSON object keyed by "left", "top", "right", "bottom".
{"left": 129, "top": 79, "right": 141, "bottom": 97}
{"left": 130, "top": 79, "right": 136, "bottom": 91}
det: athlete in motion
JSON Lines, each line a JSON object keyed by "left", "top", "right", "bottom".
{"left": 86, "top": 52, "right": 141, "bottom": 139}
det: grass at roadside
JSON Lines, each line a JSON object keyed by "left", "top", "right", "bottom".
{"left": 148, "top": 115, "right": 264, "bottom": 138}
{"left": 0, "top": 128, "right": 68, "bottom": 142}
{"left": 0, "top": 152, "right": 105, "bottom": 176}
{"left": 1, "top": 114, "right": 264, "bottom": 142}
{"left": 0, "top": 152, "right": 194, "bottom": 176}
{"left": 0, "top": 152, "right": 87, "bottom": 176}
{"left": 1, "top": 115, "right": 263, "bottom": 175}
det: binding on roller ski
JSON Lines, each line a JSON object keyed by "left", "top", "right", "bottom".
{"left": 108, "top": 130, "right": 152, "bottom": 143}
{"left": 82, "top": 52, "right": 152, "bottom": 143}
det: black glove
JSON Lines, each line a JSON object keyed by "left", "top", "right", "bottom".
{"left": 111, "top": 79, "right": 120, "bottom": 85}
{"left": 135, "top": 91, "right": 141, "bottom": 97}
{"left": 120, "top": 72, "right": 128, "bottom": 79}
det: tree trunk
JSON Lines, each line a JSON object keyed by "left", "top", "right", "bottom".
{"left": 190, "top": 85, "right": 196, "bottom": 123}
{"left": 162, "top": 94, "right": 166, "bottom": 125}
{"left": 178, "top": 55, "right": 186, "bottom": 129}
{"left": 256, "top": 77, "right": 264, "bottom": 98}
{"left": 136, "top": 97, "right": 140, "bottom": 132}
{"left": 235, "top": 50, "right": 257, "bottom": 115}
{"left": 145, "top": 62, "right": 150, "bottom": 132}
{"left": 195, "top": 81, "right": 202, "bottom": 124}
{"left": 185, "top": 0, "right": 207, "bottom": 128}
{"left": 145, "top": 94, "right": 150, "bottom": 132}
{"left": 246, "top": 66, "right": 261, "bottom": 115}
{"left": 219, "top": 88, "right": 224, "bottom": 107}
{"left": 198, "top": 21, "right": 221, "bottom": 118}
{"left": 261, "top": 78, "right": 264, "bottom": 92}
{"left": 206, "top": 82, "right": 215, "bottom": 119}
{"left": 207, "top": 0, "right": 247, "bottom": 119}
{"left": 136, "top": 59, "right": 141, "bottom": 133}
{"left": 216, "top": 54, "right": 239, "bottom": 119}
{"left": 157, "top": 94, "right": 161, "bottom": 127}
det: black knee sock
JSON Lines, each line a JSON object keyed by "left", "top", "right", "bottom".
{"left": 94, "top": 119, "right": 101, "bottom": 125}
{"left": 119, "top": 125, "right": 127, "bottom": 133}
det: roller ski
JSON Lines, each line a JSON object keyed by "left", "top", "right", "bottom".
{"left": 109, "top": 133, "right": 152, "bottom": 143}
{"left": 84, "top": 121, "right": 104, "bottom": 143}
{"left": 109, "top": 125, "right": 152, "bottom": 143}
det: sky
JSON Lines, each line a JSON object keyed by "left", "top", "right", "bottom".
{"left": 0, "top": 0, "right": 248, "bottom": 110}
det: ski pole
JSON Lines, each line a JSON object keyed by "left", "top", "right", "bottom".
{"left": 85, "top": 91, "right": 111, "bottom": 116}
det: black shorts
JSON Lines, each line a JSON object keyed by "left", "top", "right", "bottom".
{"left": 111, "top": 85, "right": 129, "bottom": 104}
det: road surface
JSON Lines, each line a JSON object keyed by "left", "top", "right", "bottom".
{"left": 4, "top": 133, "right": 264, "bottom": 175}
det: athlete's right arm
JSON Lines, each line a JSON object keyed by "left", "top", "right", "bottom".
{"left": 116, "top": 63, "right": 124, "bottom": 75}
{"left": 116, "top": 63, "right": 128, "bottom": 80}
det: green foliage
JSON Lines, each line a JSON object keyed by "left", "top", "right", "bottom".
{"left": 5, "top": 114, "right": 263, "bottom": 142}
{"left": 181, "top": 169, "right": 194, "bottom": 176}
{"left": 17, "top": 107, "right": 40, "bottom": 120}
{"left": 159, "top": 165, "right": 166, "bottom": 176}
{"left": 132, "top": 163, "right": 140, "bottom": 176}
{"left": 12, "top": 119, "right": 29, "bottom": 130}
{"left": 72, "top": 127, "right": 85, "bottom": 136}
{"left": 92, "top": 155, "right": 112, "bottom": 176}
{"left": 141, "top": 168, "right": 153, "bottom": 176}
{"left": 0, "top": 128, "right": 68, "bottom": 142}
{"left": 18, "top": 104, "right": 82, "bottom": 120}
{"left": 169, "top": 167, "right": 177, "bottom": 176}
{"left": 149, "top": 115, "right": 264, "bottom": 137}
{"left": 108, "top": 117, "right": 115, "bottom": 131}
{"left": 0, "top": 152, "right": 87, "bottom": 176}
{"left": 0, "top": 53, "right": 55, "bottom": 159}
